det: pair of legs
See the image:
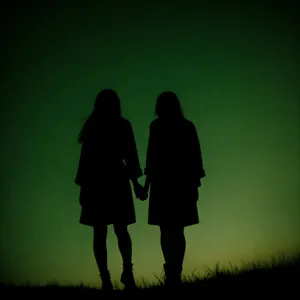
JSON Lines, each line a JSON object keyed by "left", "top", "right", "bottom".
{"left": 93, "top": 223, "right": 135, "bottom": 290}
{"left": 93, "top": 223, "right": 132, "bottom": 273}
{"left": 94, "top": 224, "right": 186, "bottom": 270}
{"left": 160, "top": 225, "right": 186, "bottom": 285}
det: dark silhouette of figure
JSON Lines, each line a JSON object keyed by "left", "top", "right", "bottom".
{"left": 74, "top": 89, "right": 145, "bottom": 291}
{"left": 142, "top": 91, "right": 206, "bottom": 288}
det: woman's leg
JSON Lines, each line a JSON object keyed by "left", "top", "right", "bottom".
{"left": 160, "top": 225, "right": 185, "bottom": 286}
{"left": 93, "top": 225, "right": 113, "bottom": 290}
{"left": 93, "top": 225, "right": 108, "bottom": 272}
{"left": 160, "top": 225, "right": 174, "bottom": 266}
{"left": 113, "top": 224, "right": 132, "bottom": 266}
{"left": 113, "top": 224, "right": 136, "bottom": 289}
{"left": 175, "top": 226, "right": 186, "bottom": 268}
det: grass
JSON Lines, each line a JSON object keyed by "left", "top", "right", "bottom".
{"left": 1, "top": 252, "right": 299, "bottom": 298}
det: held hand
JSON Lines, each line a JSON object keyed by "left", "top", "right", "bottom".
{"left": 139, "top": 185, "right": 148, "bottom": 201}
{"left": 133, "top": 183, "right": 148, "bottom": 201}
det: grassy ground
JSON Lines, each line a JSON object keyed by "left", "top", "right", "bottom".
{"left": 1, "top": 253, "right": 299, "bottom": 298}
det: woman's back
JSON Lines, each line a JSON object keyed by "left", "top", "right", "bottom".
{"left": 82, "top": 117, "right": 126, "bottom": 162}
{"left": 76, "top": 117, "right": 140, "bottom": 187}
{"left": 75, "top": 89, "right": 142, "bottom": 234}
{"left": 147, "top": 117, "right": 203, "bottom": 183}
{"left": 145, "top": 91, "right": 205, "bottom": 227}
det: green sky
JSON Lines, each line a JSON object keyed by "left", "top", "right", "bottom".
{"left": 1, "top": 0, "right": 299, "bottom": 287}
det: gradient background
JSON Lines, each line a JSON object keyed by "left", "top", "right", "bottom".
{"left": 1, "top": 0, "right": 299, "bottom": 288}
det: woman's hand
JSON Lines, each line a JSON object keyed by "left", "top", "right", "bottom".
{"left": 139, "top": 185, "right": 148, "bottom": 201}
{"left": 133, "top": 183, "right": 148, "bottom": 201}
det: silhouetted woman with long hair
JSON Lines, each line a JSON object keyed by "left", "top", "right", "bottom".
{"left": 143, "top": 91, "right": 206, "bottom": 287}
{"left": 75, "top": 89, "right": 144, "bottom": 291}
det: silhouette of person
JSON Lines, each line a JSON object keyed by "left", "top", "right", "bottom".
{"left": 142, "top": 91, "right": 206, "bottom": 287}
{"left": 74, "top": 89, "right": 145, "bottom": 291}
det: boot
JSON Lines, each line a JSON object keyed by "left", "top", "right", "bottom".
{"left": 100, "top": 270, "right": 113, "bottom": 291}
{"left": 120, "top": 263, "right": 137, "bottom": 290}
{"left": 163, "top": 263, "right": 182, "bottom": 288}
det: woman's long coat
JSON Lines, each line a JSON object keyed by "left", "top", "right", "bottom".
{"left": 145, "top": 117, "right": 206, "bottom": 227}
{"left": 75, "top": 117, "right": 142, "bottom": 226}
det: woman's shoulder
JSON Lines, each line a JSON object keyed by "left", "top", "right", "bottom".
{"left": 118, "top": 118, "right": 136, "bottom": 136}
{"left": 149, "top": 119, "right": 161, "bottom": 134}
{"left": 150, "top": 118, "right": 159, "bottom": 127}
{"left": 149, "top": 118, "right": 194, "bottom": 130}
{"left": 182, "top": 118, "right": 195, "bottom": 129}
{"left": 119, "top": 117, "right": 131, "bottom": 128}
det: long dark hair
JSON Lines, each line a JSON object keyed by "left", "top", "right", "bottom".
{"left": 77, "top": 89, "right": 121, "bottom": 144}
{"left": 155, "top": 91, "right": 184, "bottom": 119}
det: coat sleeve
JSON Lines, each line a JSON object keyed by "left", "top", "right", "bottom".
{"left": 123, "top": 121, "right": 143, "bottom": 180}
{"left": 144, "top": 122, "right": 155, "bottom": 178}
{"left": 190, "top": 123, "right": 206, "bottom": 187}
{"left": 74, "top": 144, "right": 84, "bottom": 186}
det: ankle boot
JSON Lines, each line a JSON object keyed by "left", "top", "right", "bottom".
{"left": 120, "top": 263, "right": 136, "bottom": 290}
{"left": 99, "top": 270, "right": 113, "bottom": 291}
{"left": 163, "top": 263, "right": 182, "bottom": 288}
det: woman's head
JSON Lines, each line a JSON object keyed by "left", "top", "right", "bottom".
{"left": 77, "top": 89, "right": 121, "bottom": 144}
{"left": 155, "top": 91, "right": 183, "bottom": 119}
{"left": 93, "top": 89, "right": 121, "bottom": 118}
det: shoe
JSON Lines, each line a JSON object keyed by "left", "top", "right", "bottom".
{"left": 100, "top": 271, "right": 114, "bottom": 291}
{"left": 163, "top": 263, "right": 182, "bottom": 288}
{"left": 120, "top": 263, "right": 137, "bottom": 290}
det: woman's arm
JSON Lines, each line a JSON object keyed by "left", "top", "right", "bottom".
{"left": 124, "top": 120, "right": 143, "bottom": 182}
{"left": 131, "top": 177, "right": 140, "bottom": 187}
{"left": 144, "top": 175, "right": 151, "bottom": 193}
{"left": 190, "top": 123, "right": 205, "bottom": 186}
{"left": 143, "top": 122, "right": 155, "bottom": 193}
